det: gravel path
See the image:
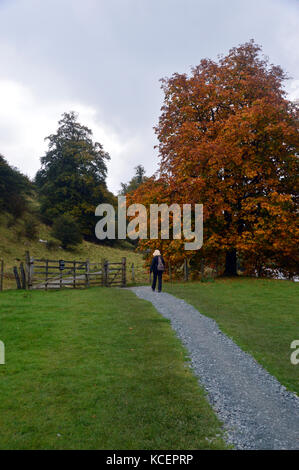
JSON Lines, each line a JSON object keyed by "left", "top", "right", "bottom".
{"left": 129, "top": 286, "right": 299, "bottom": 450}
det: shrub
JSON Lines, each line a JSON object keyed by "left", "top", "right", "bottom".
{"left": 24, "top": 215, "right": 39, "bottom": 240}
{"left": 46, "top": 239, "right": 60, "bottom": 251}
{"left": 51, "top": 214, "right": 82, "bottom": 250}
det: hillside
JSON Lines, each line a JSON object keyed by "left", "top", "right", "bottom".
{"left": 0, "top": 213, "right": 147, "bottom": 289}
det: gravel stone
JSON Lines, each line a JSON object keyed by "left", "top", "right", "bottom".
{"left": 129, "top": 286, "right": 299, "bottom": 450}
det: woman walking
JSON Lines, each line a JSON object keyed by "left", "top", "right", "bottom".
{"left": 150, "top": 249, "right": 165, "bottom": 292}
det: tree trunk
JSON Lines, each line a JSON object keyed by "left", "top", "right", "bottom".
{"left": 224, "top": 248, "right": 237, "bottom": 276}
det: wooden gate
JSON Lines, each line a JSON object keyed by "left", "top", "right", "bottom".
{"left": 25, "top": 252, "right": 126, "bottom": 290}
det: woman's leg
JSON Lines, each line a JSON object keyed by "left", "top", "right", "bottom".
{"left": 158, "top": 272, "right": 162, "bottom": 292}
{"left": 152, "top": 272, "right": 157, "bottom": 291}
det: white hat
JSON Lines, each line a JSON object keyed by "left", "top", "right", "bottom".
{"left": 153, "top": 250, "right": 161, "bottom": 256}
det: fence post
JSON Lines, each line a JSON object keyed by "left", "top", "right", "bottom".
{"left": 73, "top": 261, "right": 76, "bottom": 289}
{"left": 184, "top": 259, "right": 189, "bottom": 282}
{"left": 13, "top": 266, "right": 22, "bottom": 289}
{"left": 122, "top": 257, "right": 126, "bottom": 287}
{"left": 105, "top": 260, "right": 109, "bottom": 287}
{"left": 0, "top": 260, "right": 3, "bottom": 291}
{"left": 101, "top": 259, "right": 105, "bottom": 286}
{"left": 20, "top": 262, "right": 27, "bottom": 289}
{"left": 25, "top": 251, "right": 33, "bottom": 289}
{"left": 45, "top": 260, "right": 48, "bottom": 291}
{"left": 59, "top": 267, "right": 61, "bottom": 288}
{"left": 86, "top": 259, "right": 90, "bottom": 288}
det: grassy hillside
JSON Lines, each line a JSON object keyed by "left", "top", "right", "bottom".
{"left": 0, "top": 213, "right": 147, "bottom": 289}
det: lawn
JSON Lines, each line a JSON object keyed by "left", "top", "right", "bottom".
{"left": 165, "top": 278, "right": 299, "bottom": 396}
{"left": 0, "top": 287, "right": 227, "bottom": 450}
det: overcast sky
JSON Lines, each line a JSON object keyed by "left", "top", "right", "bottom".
{"left": 0, "top": 0, "right": 298, "bottom": 193}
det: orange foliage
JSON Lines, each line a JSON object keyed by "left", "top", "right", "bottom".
{"left": 130, "top": 41, "right": 299, "bottom": 277}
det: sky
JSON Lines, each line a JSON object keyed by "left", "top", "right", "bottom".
{"left": 0, "top": 0, "right": 298, "bottom": 194}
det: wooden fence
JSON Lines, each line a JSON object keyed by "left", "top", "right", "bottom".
{"left": 167, "top": 259, "right": 217, "bottom": 281}
{"left": 1, "top": 255, "right": 215, "bottom": 291}
{"left": 127, "top": 260, "right": 190, "bottom": 284}
{"left": 129, "top": 258, "right": 217, "bottom": 284}
{"left": 9, "top": 252, "right": 127, "bottom": 290}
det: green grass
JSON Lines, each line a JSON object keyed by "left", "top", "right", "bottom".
{"left": 0, "top": 287, "right": 227, "bottom": 450}
{"left": 164, "top": 278, "right": 299, "bottom": 395}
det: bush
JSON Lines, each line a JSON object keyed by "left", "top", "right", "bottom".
{"left": 24, "top": 215, "right": 39, "bottom": 240}
{"left": 52, "top": 214, "right": 83, "bottom": 249}
{"left": 46, "top": 239, "right": 60, "bottom": 251}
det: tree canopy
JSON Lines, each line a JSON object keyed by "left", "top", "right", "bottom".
{"left": 119, "top": 165, "right": 147, "bottom": 195}
{"left": 0, "top": 154, "right": 32, "bottom": 218}
{"left": 35, "top": 111, "right": 115, "bottom": 239}
{"left": 130, "top": 41, "right": 299, "bottom": 277}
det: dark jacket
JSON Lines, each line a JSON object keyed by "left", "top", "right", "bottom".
{"left": 150, "top": 255, "right": 165, "bottom": 274}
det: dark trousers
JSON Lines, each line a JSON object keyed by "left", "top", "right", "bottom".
{"left": 152, "top": 271, "right": 162, "bottom": 292}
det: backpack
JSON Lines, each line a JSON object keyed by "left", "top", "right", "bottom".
{"left": 157, "top": 256, "right": 164, "bottom": 271}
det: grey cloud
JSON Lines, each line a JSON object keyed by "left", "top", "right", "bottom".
{"left": 0, "top": 0, "right": 298, "bottom": 192}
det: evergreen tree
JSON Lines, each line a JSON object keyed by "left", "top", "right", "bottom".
{"left": 36, "top": 112, "right": 114, "bottom": 239}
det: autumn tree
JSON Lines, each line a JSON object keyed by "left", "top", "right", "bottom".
{"left": 131, "top": 41, "right": 299, "bottom": 277}
{"left": 35, "top": 112, "right": 115, "bottom": 240}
